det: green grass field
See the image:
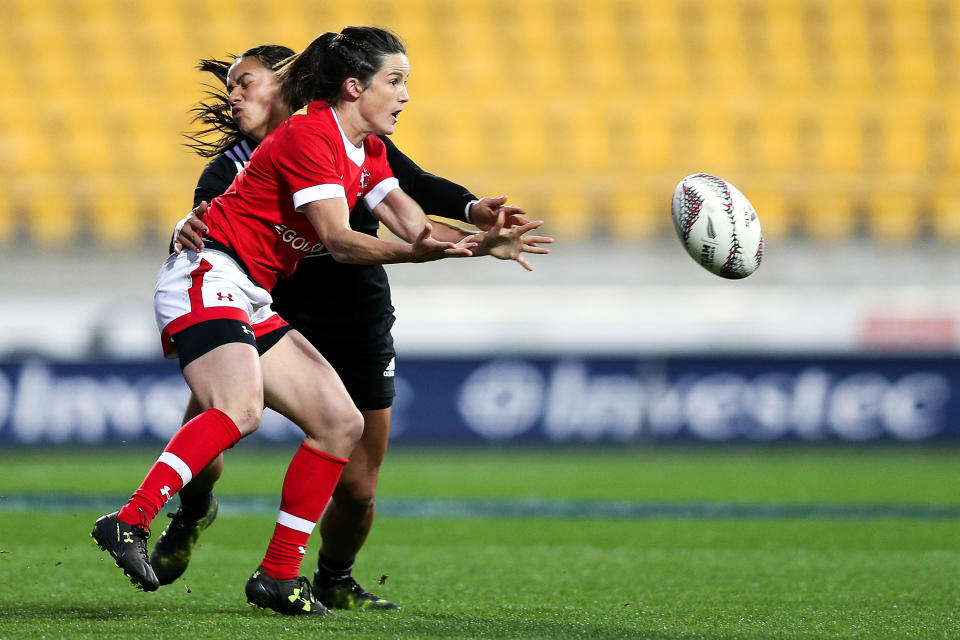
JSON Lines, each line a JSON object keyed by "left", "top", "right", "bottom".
{"left": 1, "top": 446, "right": 958, "bottom": 639}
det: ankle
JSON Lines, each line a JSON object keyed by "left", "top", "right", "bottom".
{"left": 316, "top": 554, "right": 354, "bottom": 583}
{"left": 178, "top": 491, "right": 214, "bottom": 521}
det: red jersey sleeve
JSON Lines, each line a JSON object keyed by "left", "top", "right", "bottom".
{"left": 272, "top": 120, "right": 346, "bottom": 210}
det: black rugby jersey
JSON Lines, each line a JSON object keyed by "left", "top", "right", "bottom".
{"left": 191, "top": 134, "right": 477, "bottom": 345}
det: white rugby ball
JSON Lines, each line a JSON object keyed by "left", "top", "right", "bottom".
{"left": 671, "top": 173, "right": 763, "bottom": 279}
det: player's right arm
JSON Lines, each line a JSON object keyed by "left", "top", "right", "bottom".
{"left": 301, "top": 197, "right": 475, "bottom": 264}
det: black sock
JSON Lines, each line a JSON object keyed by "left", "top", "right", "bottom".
{"left": 317, "top": 553, "right": 354, "bottom": 583}
{"left": 178, "top": 491, "right": 213, "bottom": 521}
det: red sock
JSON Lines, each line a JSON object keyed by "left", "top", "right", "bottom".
{"left": 117, "top": 408, "right": 240, "bottom": 527}
{"left": 261, "top": 442, "right": 347, "bottom": 579}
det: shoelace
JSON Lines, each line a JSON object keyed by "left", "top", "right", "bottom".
{"left": 166, "top": 506, "right": 211, "bottom": 529}
{"left": 131, "top": 524, "right": 151, "bottom": 538}
{"left": 129, "top": 523, "right": 152, "bottom": 561}
{"left": 294, "top": 577, "right": 319, "bottom": 605}
{"left": 342, "top": 577, "right": 374, "bottom": 598}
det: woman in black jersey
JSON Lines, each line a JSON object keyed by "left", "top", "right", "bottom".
{"left": 153, "top": 44, "right": 544, "bottom": 611}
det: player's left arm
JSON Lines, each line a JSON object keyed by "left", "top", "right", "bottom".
{"left": 373, "top": 189, "right": 553, "bottom": 271}
{"left": 372, "top": 187, "right": 469, "bottom": 243}
{"left": 379, "top": 135, "right": 529, "bottom": 230}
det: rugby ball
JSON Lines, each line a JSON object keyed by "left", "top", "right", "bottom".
{"left": 671, "top": 173, "right": 763, "bottom": 279}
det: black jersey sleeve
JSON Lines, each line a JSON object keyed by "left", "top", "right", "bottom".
{"left": 193, "top": 154, "right": 240, "bottom": 208}
{"left": 378, "top": 135, "right": 477, "bottom": 223}
{"left": 165, "top": 154, "right": 240, "bottom": 253}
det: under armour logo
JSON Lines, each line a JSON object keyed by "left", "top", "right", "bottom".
{"left": 216, "top": 292, "right": 234, "bottom": 301}
{"left": 242, "top": 326, "right": 253, "bottom": 336}
{"left": 122, "top": 532, "right": 134, "bottom": 543}
{"left": 160, "top": 486, "right": 172, "bottom": 501}
{"left": 297, "top": 546, "right": 306, "bottom": 555}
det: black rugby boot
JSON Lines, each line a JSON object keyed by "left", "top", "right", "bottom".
{"left": 91, "top": 511, "right": 160, "bottom": 592}
{"left": 313, "top": 572, "right": 401, "bottom": 611}
{"left": 151, "top": 495, "right": 219, "bottom": 585}
{"left": 245, "top": 566, "right": 335, "bottom": 616}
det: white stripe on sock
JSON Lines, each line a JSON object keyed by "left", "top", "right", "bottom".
{"left": 157, "top": 451, "right": 193, "bottom": 486}
{"left": 277, "top": 510, "right": 317, "bottom": 534}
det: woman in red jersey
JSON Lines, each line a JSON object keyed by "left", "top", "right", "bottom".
{"left": 91, "top": 26, "right": 550, "bottom": 616}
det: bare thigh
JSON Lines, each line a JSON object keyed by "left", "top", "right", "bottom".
{"left": 260, "top": 329, "right": 363, "bottom": 458}
{"left": 181, "top": 341, "right": 263, "bottom": 435}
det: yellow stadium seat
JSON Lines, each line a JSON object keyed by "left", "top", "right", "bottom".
{"left": 879, "top": 97, "right": 927, "bottom": 175}
{"left": 25, "top": 178, "right": 80, "bottom": 246}
{"left": 816, "top": 101, "right": 864, "bottom": 173}
{"left": 89, "top": 183, "right": 142, "bottom": 246}
{"left": 542, "top": 182, "right": 593, "bottom": 239}
{"left": 930, "top": 188, "right": 960, "bottom": 242}
{"left": 626, "top": 101, "right": 674, "bottom": 172}
{"left": 0, "top": 183, "right": 13, "bottom": 244}
{"left": 540, "top": 100, "right": 607, "bottom": 171}
{"left": 865, "top": 187, "right": 920, "bottom": 242}
{"left": 763, "top": 0, "right": 815, "bottom": 94}
{"left": 696, "top": 106, "right": 738, "bottom": 176}
{"left": 507, "top": 107, "right": 549, "bottom": 172}
{"left": 744, "top": 186, "right": 791, "bottom": 240}
{"left": 800, "top": 189, "right": 857, "bottom": 242}
{"left": 609, "top": 186, "right": 666, "bottom": 241}
{"left": 887, "top": 2, "right": 936, "bottom": 94}
{"left": 829, "top": 2, "right": 873, "bottom": 93}
{"left": 938, "top": 99, "right": 960, "bottom": 173}
{"left": 141, "top": 175, "right": 200, "bottom": 239}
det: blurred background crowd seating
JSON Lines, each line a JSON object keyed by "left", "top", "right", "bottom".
{"left": 0, "top": 0, "right": 956, "bottom": 247}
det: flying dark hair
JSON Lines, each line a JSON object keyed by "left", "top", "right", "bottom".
{"left": 276, "top": 26, "right": 406, "bottom": 111}
{"left": 184, "top": 44, "right": 295, "bottom": 158}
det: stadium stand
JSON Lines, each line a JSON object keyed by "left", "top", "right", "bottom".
{"left": 0, "top": 0, "right": 955, "bottom": 245}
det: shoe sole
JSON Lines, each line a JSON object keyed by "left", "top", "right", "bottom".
{"left": 90, "top": 528, "right": 158, "bottom": 592}
{"left": 245, "top": 598, "right": 335, "bottom": 616}
{"left": 246, "top": 584, "right": 337, "bottom": 617}
{"left": 324, "top": 600, "right": 402, "bottom": 611}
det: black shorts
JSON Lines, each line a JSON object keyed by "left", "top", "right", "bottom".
{"left": 260, "top": 322, "right": 396, "bottom": 411}
{"left": 174, "top": 319, "right": 258, "bottom": 369}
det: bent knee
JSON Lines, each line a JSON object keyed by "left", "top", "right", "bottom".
{"left": 221, "top": 403, "right": 263, "bottom": 436}
{"left": 323, "top": 405, "right": 364, "bottom": 453}
{"left": 301, "top": 405, "right": 363, "bottom": 457}
{"left": 340, "top": 407, "right": 365, "bottom": 446}
{"left": 334, "top": 477, "right": 378, "bottom": 510}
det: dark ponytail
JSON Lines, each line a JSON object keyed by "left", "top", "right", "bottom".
{"left": 277, "top": 26, "right": 406, "bottom": 111}
{"left": 184, "top": 44, "right": 295, "bottom": 158}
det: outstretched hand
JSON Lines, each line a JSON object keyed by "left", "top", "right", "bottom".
{"left": 410, "top": 222, "right": 478, "bottom": 263}
{"left": 468, "top": 196, "right": 530, "bottom": 230}
{"left": 172, "top": 201, "right": 210, "bottom": 253}
{"left": 476, "top": 210, "right": 553, "bottom": 271}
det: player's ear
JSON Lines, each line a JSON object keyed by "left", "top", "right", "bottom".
{"left": 343, "top": 77, "right": 364, "bottom": 99}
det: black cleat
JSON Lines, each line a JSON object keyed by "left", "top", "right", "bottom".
{"left": 246, "top": 566, "right": 335, "bottom": 616}
{"left": 150, "top": 495, "right": 219, "bottom": 585}
{"left": 91, "top": 511, "right": 159, "bottom": 592}
{"left": 313, "top": 573, "right": 401, "bottom": 611}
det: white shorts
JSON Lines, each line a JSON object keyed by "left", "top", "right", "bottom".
{"left": 154, "top": 249, "right": 286, "bottom": 358}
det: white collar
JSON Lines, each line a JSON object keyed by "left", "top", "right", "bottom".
{"left": 330, "top": 107, "right": 365, "bottom": 167}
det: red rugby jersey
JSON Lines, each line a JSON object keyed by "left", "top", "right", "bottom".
{"left": 203, "top": 101, "right": 398, "bottom": 290}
